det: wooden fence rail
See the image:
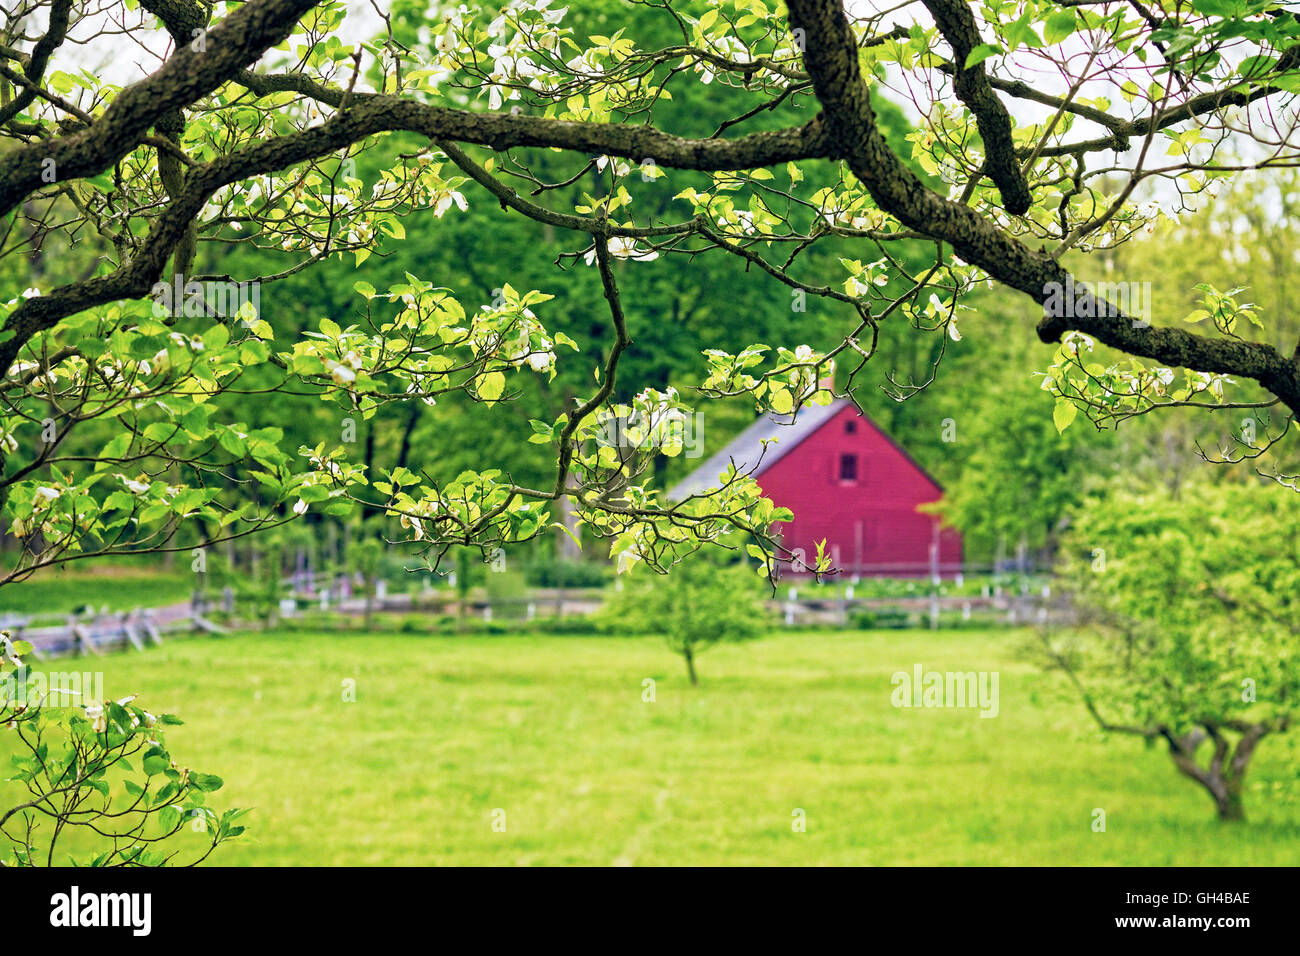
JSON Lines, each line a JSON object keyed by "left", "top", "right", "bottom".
{"left": 1, "top": 600, "right": 226, "bottom": 661}
{"left": 2, "top": 569, "right": 1073, "bottom": 662}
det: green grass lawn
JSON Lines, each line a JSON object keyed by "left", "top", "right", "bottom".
{"left": 5, "top": 627, "right": 1299, "bottom": 865}
{"left": 0, "top": 566, "right": 193, "bottom": 616}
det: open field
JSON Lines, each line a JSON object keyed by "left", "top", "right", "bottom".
{"left": 4, "top": 628, "right": 1298, "bottom": 866}
{"left": 0, "top": 567, "right": 193, "bottom": 616}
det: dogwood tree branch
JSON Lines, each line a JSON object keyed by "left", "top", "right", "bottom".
{"left": 4, "top": 0, "right": 1300, "bottom": 419}
{"left": 0, "top": 85, "right": 833, "bottom": 371}
{"left": 0, "top": 0, "right": 73, "bottom": 129}
{"left": 920, "top": 0, "right": 1031, "bottom": 214}
{"left": 784, "top": 0, "right": 1300, "bottom": 414}
{"left": 0, "top": 0, "right": 322, "bottom": 218}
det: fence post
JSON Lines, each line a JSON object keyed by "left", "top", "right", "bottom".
{"left": 142, "top": 610, "right": 164, "bottom": 646}
{"left": 71, "top": 613, "right": 99, "bottom": 657}
{"left": 122, "top": 609, "right": 146, "bottom": 652}
{"left": 928, "top": 544, "right": 940, "bottom": 629}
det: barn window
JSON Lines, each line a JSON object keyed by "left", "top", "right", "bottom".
{"left": 844, "top": 419, "right": 857, "bottom": 434}
{"left": 838, "top": 453, "right": 858, "bottom": 482}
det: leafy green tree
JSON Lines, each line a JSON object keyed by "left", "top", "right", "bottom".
{"left": 352, "top": 535, "right": 384, "bottom": 629}
{"left": 1041, "top": 482, "right": 1299, "bottom": 821}
{"left": 935, "top": 347, "right": 1115, "bottom": 561}
{"left": 605, "top": 552, "right": 767, "bottom": 685}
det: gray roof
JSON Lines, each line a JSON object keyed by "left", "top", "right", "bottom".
{"left": 667, "top": 398, "right": 852, "bottom": 501}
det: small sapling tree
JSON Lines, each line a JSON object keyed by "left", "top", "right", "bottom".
{"left": 607, "top": 552, "right": 768, "bottom": 686}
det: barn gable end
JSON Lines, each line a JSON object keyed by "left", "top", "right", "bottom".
{"left": 667, "top": 400, "right": 962, "bottom": 576}
{"left": 665, "top": 399, "right": 849, "bottom": 501}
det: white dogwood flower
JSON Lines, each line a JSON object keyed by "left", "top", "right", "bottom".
{"left": 616, "top": 549, "right": 642, "bottom": 574}
{"left": 116, "top": 474, "right": 151, "bottom": 495}
{"left": 1, "top": 635, "right": 23, "bottom": 670}
{"left": 84, "top": 702, "right": 107, "bottom": 733}
{"left": 434, "top": 191, "right": 468, "bottom": 217}
{"left": 33, "top": 486, "right": 60, "bottom": 506}
{"left": 584, "top": 237, "right": 659, "bottom": 264}
{"left": 325, "top": 359, "right": 356, "bottom": 385}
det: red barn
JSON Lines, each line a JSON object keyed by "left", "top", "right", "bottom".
{"left": 669, "top": 399, "right": 962, "bottom": 576}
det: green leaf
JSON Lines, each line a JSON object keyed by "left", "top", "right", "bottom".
{"left": 190, "top": 772, "right": 224, "bottom": 792}
{"left": 201, "top": 323, "right": 230, "bottom": 351}
{"left": 142, "top": 754, "right": 170, "bottom": 776}
{"left": 552, "top": 521, "right": 582, "bottom": 549}
{"left": 964, "top": 44, "right": 1000, "bottom": 69}
{"left": 76, "top": 338, "right": 110, "bottom": 359}
{"left": 769, "top": 386, "right": 794, "bottom": 415}
{"left": 479, "top": 371, "right": 506, "bottom": 402}
{"left": 1053, "top": 399, "right": 1078, "bottom": 433}
{"left": 1043, "top": 9, "right": 1077, "bottom": 45}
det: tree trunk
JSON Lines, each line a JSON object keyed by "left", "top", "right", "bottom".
{"left": 683, "top": 645, "right": 698, "bottom": 687}
{"left": 395, "top": 404, "right": 420, "bottom": 470}
{"left": 1213, "top": 788, "right": 1246, "bottom": 823}
{"left": 557, "top": 473, "right": 582, "bottom": 561}
{"left": 363, "top": 573, "right": 374, "bottom": 632}
{"left": 1166, "top": 724, "right": 1268, "bottom": 823}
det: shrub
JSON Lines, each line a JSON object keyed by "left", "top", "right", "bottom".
{"left": 526, "top": 558, "right": 610, "bottom": 589}
{"left": 484, "top": 568, "right": 530, "bottom": 619}
{"left": 850, "top": 608, "right": 913, "bottom": 630}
